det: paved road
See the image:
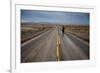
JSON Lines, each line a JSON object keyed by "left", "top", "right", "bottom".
{"left": 21, "top": 27, "right": 89, "bottom": 63}
{"left": 59, "top": 29, "right": 89, "bottom": 61}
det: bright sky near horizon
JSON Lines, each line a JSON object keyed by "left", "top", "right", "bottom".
{"left": 21, "top": 10, "right": 89, "bottom": 25}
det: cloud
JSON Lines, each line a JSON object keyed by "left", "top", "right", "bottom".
{"left": 21, "top": 10, "right": 89, "bottom": 25}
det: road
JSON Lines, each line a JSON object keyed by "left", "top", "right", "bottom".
{"left": 21, "top": 27, "right": 89, "bottom": 63}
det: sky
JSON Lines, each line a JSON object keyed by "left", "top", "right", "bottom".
{"left": 21, "top": 10, "right": 89, "bottom": 25}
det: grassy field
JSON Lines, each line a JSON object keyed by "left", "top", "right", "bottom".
{"left": 21, "top": 23, "right": 54, "bottom": 43}
{"left": 64, "top": 25, "right": 89, "bottom": 42}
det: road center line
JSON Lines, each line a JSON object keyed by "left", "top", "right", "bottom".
{"left": 56, "top": 28, "right": 61, "bottom": 61}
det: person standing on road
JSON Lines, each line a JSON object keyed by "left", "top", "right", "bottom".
{"left": 62, "top": 26, "right": 64, "bottom": 36}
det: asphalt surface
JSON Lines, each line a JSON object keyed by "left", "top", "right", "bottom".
{"left": 21, "top": 27, "right": 89, "bottom": 63}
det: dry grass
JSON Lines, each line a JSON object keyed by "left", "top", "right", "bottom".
{"left": 64, "top": 25, "right": 89, "bottom": 42}
{"left": 21, "top": 23, "right": 54, "bottom": 43}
